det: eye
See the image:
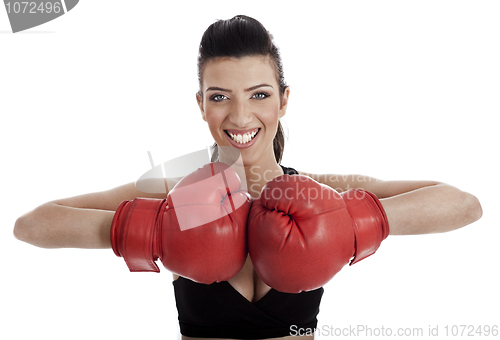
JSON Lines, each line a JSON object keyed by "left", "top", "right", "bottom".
{"left": 252, "top": 92, "right": 270, "bottom": 100}
{"left": 209, "top": 94, "right": 228, "bottom": 102}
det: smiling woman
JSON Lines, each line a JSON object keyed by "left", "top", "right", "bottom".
{"left": 196, "top": 15, "right": 289, "bottom": 171}
{"left": 197, "top": 55, "right": 289, "bottom": 177}
{"left": 12, "top": 14, "right": 482, "bottom": 340}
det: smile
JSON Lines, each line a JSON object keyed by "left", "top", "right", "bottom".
{"left": 224, "top": 128, "right": 260, "bottom": 148}
{"left": 226, "top": 128, "right": 259, "bottom": 144}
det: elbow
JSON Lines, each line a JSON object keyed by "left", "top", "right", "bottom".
{"left": 14, "top": 214, "right": 34, "bottom": 244}
{"left": 456, "top": 191, "right": 483, "bottom": 228}
{"left": 465, "top": 193, "right": 483, "bottom": 224}
{"left": 13, "top": 206, "right": 51, "bottom": 248}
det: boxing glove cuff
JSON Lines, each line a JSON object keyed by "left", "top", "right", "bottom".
{"left": 111, "top": 198, "right": 167, "bottom": 272}
{"left": 341, "top": 189, "right": 389, "bottom": 265}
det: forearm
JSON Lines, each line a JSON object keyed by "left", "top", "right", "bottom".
{"left": 380, "top": 184, "right": 482, "bottom": 235}
{"left": 14, "top": 203, "right": 114, "bottom": 249}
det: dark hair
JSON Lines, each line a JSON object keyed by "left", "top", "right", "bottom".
{"left": 197, "top": 15, "right": 288, "bottom": 164}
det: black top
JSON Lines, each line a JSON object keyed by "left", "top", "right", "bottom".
{"left": 172, "top": 165, "right": 324, "bottom": 339}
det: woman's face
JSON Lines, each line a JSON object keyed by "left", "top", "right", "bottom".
{"left": 197, "top": 55, "right": 289, "bottom": 166}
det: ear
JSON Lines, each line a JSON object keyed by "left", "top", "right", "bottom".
{"left": 196, "top": 92, "right": 206, "bottom": 122}
{"left": 278, "top": 86, "right": 290, "bottom": 119}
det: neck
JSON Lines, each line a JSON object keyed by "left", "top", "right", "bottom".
{"left": 218, "top": 147, "right": 284, "bottom": 199}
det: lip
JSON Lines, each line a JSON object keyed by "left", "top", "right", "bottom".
{"left": 225, "top": 128, "right": 260, "bottom": 135}
{"left": 224, "top": 128, "right": 261, "bottom": 149}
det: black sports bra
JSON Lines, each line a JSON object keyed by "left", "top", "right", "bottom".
{"left": 172, "top": 165, "right": 324, "bottom": 339}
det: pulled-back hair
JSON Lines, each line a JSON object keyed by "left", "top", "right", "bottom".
{"left": 197, "top": 15, "right": 287, "bottom": 164}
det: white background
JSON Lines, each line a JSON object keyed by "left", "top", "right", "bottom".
{"left": 1, "top": 1, "right": 498, "bottom": 339}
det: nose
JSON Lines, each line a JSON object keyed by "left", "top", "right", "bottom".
{"left": 228, "top": 99, "right": 253, "bottom": 128}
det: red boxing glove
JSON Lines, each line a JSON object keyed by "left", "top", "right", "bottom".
{"left": 248, "top": 175, "right": 389, "bottom": 293}
{"left": 341, "top": 188, "right": 390, "bottom": 265}
{"left": 111, "top": 162, "right": 251, "bottom": 284}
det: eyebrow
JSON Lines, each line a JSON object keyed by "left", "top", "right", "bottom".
{"left": 205, "top": 83, "right": 274, "bottom": 93}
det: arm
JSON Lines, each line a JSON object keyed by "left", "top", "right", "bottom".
{"left": 13, "top": 181, "right": 172, "bottom": 249}
{"left": 380, "top": 183, "right": 482, "bottom": 235}
{"left": 298, "top": 171, "right": 441, "bottom": 197}
{"left": 298, "top": 171, "right": 483, "bottom": 235}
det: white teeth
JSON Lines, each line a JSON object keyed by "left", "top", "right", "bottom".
{"left": 228, "top": 129, "right": 259, "bottom": 144}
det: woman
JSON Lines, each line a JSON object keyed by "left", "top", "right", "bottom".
{"left": 13, "top": 15, "right": 482, "bottom": 340}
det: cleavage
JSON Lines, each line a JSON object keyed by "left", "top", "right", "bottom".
{"left": 227, "top": 255, "right": 272, "bottom": 304}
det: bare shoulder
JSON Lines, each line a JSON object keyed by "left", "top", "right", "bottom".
{"left": 49, "top": 177, "right": 182, "bottom": 211}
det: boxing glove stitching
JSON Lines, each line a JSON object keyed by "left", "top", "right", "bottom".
{"left": 220, "top": 169, "right": 236, "bottom": 213}
{"left": 110, "top": 200, "right": 129, "bottom": 257}
{"left": 343, "top": 189, "right": 389, "bottom": 265}
{"left": 122, "top": 199, "right": 138, "bottom": 270}
{"left": 152, "top": 199, "right": 168, "bottom": 262}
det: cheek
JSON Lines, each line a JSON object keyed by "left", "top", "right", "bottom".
{"left": 204, "top": 110, "right": 227, "bottom": 143}
{"left": 204, "top": 108, "right": 223, "bottom": 129}
{"left": 259, "top": 104, "right": 281, "bottom": 127}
